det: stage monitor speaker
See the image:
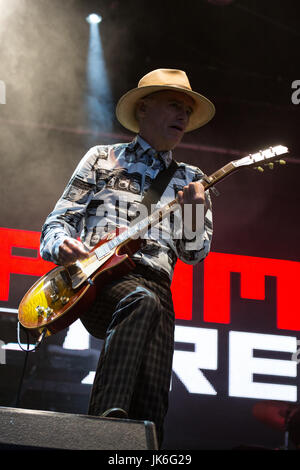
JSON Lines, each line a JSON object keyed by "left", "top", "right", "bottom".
{"left": 0, "top": 406, "right": 158, "bottom": 450}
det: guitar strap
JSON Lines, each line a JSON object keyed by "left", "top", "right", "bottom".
{"left": 140, "top": 159, "right": 179, "bottom": 213}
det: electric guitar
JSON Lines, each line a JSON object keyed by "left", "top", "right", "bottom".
{"left": 18, "top": 145, "right": 288, "bottom": 339}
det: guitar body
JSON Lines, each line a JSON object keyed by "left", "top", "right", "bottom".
{"left": 18, "top": 228, "right": 142, "bottom": 338}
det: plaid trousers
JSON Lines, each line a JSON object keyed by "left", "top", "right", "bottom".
{"left": 80, "top": 264, "right": 175, "bottom": 448}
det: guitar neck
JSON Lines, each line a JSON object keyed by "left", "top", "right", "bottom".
{"left": 92, "top": 142, "right": 289, "bottom": 261}
{"left": 94, "top": 161, "right": 236, "bottom": 259}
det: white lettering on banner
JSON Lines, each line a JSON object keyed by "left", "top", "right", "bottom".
{"left": 172, "top": 326, "right": 218, "bottom": 395}
{"left": 62, "top": 320, "right": 89, "bottom": 350}
{"left": 19, "top": 321, "right": 294, "bottom": 402}
{"left": 229, "top": 331, "right": 297, "bottom": 401}
{"left": 82, "top": 371, "right": 95, "bottom": 384}
{"left": 0, "top": 340, "right": 6, "bottom": 365}
{"left": 80, "top": 327, "right": 298, "bottom": 402}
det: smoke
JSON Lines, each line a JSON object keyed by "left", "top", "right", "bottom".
{"left": 0, "top": 0, "right": 87, "bottom": 126}
{"left": 85, "top": 20, "right": 114, "bottom": 139}
{"left": 0, "top": 0, "right": 92, "bottom": 230}
{"left": 0, "top": 0, "right": 135, "bottom": 234}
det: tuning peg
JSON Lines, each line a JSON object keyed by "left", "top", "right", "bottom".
{"left": 254, "top": 166, "right": 264, "bottom": 172}
{"left": 267, "top": 162, "right": 274, "bottom": 169}
{"left": 278, "top": 159, "right": 286, "bottom": 165}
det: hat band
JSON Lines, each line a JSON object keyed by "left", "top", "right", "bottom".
{"left": 139, "top": 83, "right": 192, "bottom": 91}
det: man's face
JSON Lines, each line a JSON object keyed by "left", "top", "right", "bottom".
{"left": 137, "top": 90, "right": 195, "bottom": 151}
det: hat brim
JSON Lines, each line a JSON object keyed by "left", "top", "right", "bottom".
{"left": 116, "top": 85, "right": 215, "bottom": 133}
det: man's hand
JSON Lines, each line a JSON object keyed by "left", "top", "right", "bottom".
{"left": 177, "top": 181, "right": 206, "bottom": 232}
{"left": 58, "top": 238, "right": 88, "bottom": 266}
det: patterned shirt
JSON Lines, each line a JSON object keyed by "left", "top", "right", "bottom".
{"left": 40, "top": 135, "right": 213, "bottom": 281}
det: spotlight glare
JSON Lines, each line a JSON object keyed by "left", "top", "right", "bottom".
{"left": 86, "top": 13, "right": 102, "bottom": 24}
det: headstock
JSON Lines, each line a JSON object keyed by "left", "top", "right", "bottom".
{"left": 232, "top": 145, "right": 289, "bottom": 172}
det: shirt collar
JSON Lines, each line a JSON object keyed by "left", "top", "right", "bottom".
{"left": 127, "top": 135, "right": 173, "bottom": 169}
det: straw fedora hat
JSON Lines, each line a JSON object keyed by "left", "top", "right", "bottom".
{"left": 116, "top": 68, "right": 215, "bottom": 133}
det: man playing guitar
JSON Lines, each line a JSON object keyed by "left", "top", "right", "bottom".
{"left": 39, "top": 68, "right": 215, "bottom": 447}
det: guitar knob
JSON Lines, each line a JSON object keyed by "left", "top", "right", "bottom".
{"left": 45, "top": 307, "right": 54, "bottom": 317}
{"left": 50, "top": 293, "right": 59, "bottom": 302}
{"left": 36, "top": 306, "right": 45, "bottom": 315}
{"left": 60, "top": 296, "right": 70, "bottom": 305}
